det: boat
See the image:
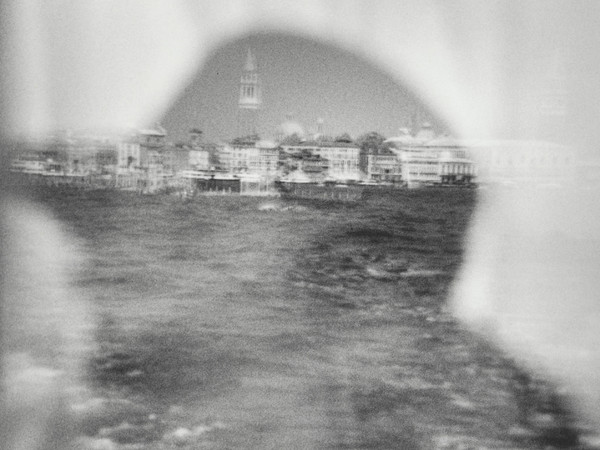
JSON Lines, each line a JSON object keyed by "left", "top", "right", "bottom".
{"left": 275, "top": 179, "right": 364, "bottom": 201}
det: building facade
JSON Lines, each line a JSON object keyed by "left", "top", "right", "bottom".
{"left": 189, "top": 147, "right": 210, "bottom": 170}
{"left": 398, "top": 148, "right": 442, "bottom": 186}
{"left": 117, "top": 127, "right": 166, "bottom": 171}
{"left": 220, "top": 139, "right": 279, "bottom": 175}
{"left": 388, "top": 135, "right": 476, "bottom": 186}
{"left": 438, "top": 148, "right": 476, "bottom": 184}
{"left": 162, "top": 144, "right": 189, "bottom": 175}
{"left": 464, "top": 140, "right": 574, "bottom": 185}
{"left": 70, "top": 134, "right": 118, "bottom": 174}
{"left": 360, "top": 150, "right": 402, "bottom": 183}
{"left": 279, "top": 147, "right": 329, "bottom": 182}
{"left": 281, "top": 141, "right": 361, "bottom": 181}
{"left": 10, "top": 131, "right": 119, "bottom": 175}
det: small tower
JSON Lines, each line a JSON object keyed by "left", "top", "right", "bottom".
{"left": 317, "top": 118, "right": 324, "bottom": 135}
{"left": 188, "top": 128, "right": 203, "bottom": 148}
{"left": 237, "top": 48, "right": 261, "bottom": 139}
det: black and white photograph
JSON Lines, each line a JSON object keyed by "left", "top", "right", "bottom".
{"left": 2, "top": 1, "right": 600, "bottom": 449}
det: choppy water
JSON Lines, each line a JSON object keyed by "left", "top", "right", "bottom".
{"left": 36, "top": 189, "right": 584, "bottom": 449}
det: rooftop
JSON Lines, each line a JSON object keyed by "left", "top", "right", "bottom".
{"left": 285, "top": 140, "right": 359, "bottom": 148}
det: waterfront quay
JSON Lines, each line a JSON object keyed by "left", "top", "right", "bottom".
{"left": 7, "top": 170, "right": 190, "bottom": 194}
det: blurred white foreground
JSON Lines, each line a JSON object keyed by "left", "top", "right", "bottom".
{"left": 2, "top": 0, "right": 600, "bottom": 447}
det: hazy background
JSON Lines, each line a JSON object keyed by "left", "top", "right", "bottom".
{"left": 160, "top": 33, "right": 439, "bottom": 143}
{"left": 4, "top": 1, "right": 600, "bottom": 448}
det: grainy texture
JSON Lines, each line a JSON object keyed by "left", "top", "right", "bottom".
{"left": 34, "top": 189, "right": 584, "bottom": 449}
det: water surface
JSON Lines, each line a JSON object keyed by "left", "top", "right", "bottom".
{"left": 38, "top": 189, "right": 581, "bottom": 449}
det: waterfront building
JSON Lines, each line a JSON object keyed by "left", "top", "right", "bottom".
{"left": 298, "top": 153, "right": 328, "bottom": 180}
{"left": 463, "top": 140, "right": 574, "bottom": 185}
{"left": 10, "top": 130, "right": 121, "bottom": 176}
{"left": 180, "top": 129, "right": 211, "bottom": 171}
{"left": 186, "top": 136, "right": 278, "bottom": 196}
{"left": 162, "top": 143, "right": 189, "bottom": 175}
{"left": 215, "top": 142, "right": 232, "bottom": 171}
{"left": 387, "top": 124, "right": 576, "bottom": 186}
{"left": 397, "top": 148, "right": 443, "bottom": 187}
{"left": 10, "top": 134, "right": 67, "bottom": 174}
{"left": 117, "top": 134, "right": 141, "bottom": 171}
{"left": 69, "top": 133, "right": 118, "bottom": 174}
{"left": 281, "top": 141, "right": 362, "bottom": 181}
{"left": 386, "top": 128, "right": 476, "bottom": 187}
{"left": 182, "top": 170, "right": 241, "bottom": 194}
{"left": 189, "top": 147, "right": 210, "bottom": 170}
{"left": 46, "top": 132, "right": 76, "bottom": 172}
{"left": 220, "top": 137, "right": 279, "bottom": 176}
{"left": 360, "top": 149, "right": 402, "bottom": 183}
{"left": 425, "top": 136, "right": 476, "bottom": 185}
{"left": 117, "top": 126, "right": 167, "bottom": 171}
{"left": 279, "top": 147, "right": 329, "bottom": 182}
{"left": 10, "top": 158, "right": 46, "bottom": 174}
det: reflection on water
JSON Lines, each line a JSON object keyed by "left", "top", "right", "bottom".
{"left": 35, "top": 189, "right": 584, "bottom": 449}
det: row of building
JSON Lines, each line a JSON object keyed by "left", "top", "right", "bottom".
{"left": 7, "top": 44, "right": 578, "bottom": 190}
{"left": 9, "top": 120, "right": 579, "bottom": 189}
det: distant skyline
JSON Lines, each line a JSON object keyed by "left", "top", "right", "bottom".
{"left": 160, "top": 33, "right": 444, "bottom": 144}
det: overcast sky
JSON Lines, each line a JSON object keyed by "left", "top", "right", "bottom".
{"left": 160, "top": 33, "right": 443, "bottom": 144}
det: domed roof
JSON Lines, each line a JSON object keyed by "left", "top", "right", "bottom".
{"left": 255, "top": 139, "right": 278, "bottom": 149}
{"left": 414, "top": 122, "right": 435, "bottom": 142}
{"left": 384, "top": 127, "right": 416, "bottom": 148}
{"left": 426, "top": 135, "right": 460, "bottom": 147}
{"left": 277, "top": 114, "right": 305, "bottom": 138}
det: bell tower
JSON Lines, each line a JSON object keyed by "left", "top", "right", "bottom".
{"left": 237, "top": 48, "right": 261, "bottom": 138}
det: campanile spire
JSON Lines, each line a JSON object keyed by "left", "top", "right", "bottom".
{"left": 237, "top": 48, "right": 261, "bottom": 138}
{"left": 244, "top": 47, "right": 256, "bottom": 72}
